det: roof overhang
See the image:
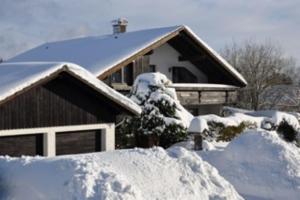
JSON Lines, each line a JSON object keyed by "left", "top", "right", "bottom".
{"left": 0, "top": 62, "right": 142, "bottom": 116}
{"left": 98, "top": 25, "right": 247, "bottom": 87}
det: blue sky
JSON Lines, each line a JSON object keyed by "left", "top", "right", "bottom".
{"left": 0, "top": 0, "right": 299, "bottom": 62}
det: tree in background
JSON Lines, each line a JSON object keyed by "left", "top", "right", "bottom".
{"left": 221, "top": 40, "right": 297, "bottom": 110}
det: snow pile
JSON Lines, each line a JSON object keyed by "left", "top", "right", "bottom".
{"left": 0, "top": 147, "right": 243, "bottom": 200}
{"left": 188, "top": 117, "right": 208, "bottom": 133}
{"left": 201, "top": 130, "right": 300, "bottom": 200}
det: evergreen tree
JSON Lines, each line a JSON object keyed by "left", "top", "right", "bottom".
{"left": 118, "top": 73, "right": 189, "bottom": 148}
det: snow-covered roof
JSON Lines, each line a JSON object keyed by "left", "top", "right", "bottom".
{"left": 0, "top": 62, "right": 141, "bottom": 115}
{"left": 10, "top": 26, "right": 182, "bottom": 76}
{"left": 170, "top": 83, "right": 239, "bottom": 90}
{"left": 9, "top": 25, "right": 247, "bottom": 86}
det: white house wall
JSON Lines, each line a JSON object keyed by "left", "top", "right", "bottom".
{"left": 149, "top": 43, "right": 208, "bottom": 82}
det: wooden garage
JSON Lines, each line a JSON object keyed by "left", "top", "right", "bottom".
{"left": 0, "top": 62, "right": 141, "bottom": 157}
{"left": 0, "top": 134, "right": 43, "bottom": 156}
{"left": 56, "top": 130, "right": 101, "bottom": 155}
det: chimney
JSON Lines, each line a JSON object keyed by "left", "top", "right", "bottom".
{"left": 112, "top": 18, "right": 128, "bottom": 34}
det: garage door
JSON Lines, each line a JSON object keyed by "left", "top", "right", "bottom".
{"left": 56, "top": 130, "right": 101, "bottom": 155}
{"left": 0, "top": 134, "right": 43, "bottom": 156}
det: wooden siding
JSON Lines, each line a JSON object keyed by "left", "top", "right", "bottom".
{"left": 0, "top": 134, "right": 43, "bottom": 156}
{"left": 133, "top": 55, "right": 150, "bottom": 80}
{"left": 168, "top": 31, "right": 243, "bottom": 86}
{"left": 176, "top": 90, "right": 237, "bottom": 105}
{"left": 0, "top": 72, "right": 124, "bottom": 130}
{"left": 56, "top": 130, "right": 101, "bottom": 155}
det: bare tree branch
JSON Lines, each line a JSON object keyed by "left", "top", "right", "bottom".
{"left": 221, "top": 40, "right": 297, "bottom": 110}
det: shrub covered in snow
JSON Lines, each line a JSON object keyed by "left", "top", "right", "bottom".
{"left": 192, "top": 108, "right": 300, "bottom": 145}
{"left": 190, "top": 115, "right": 257, "bottom": 142}
{"left": 277, "top": 120, "right": 299, "bottom": 144}
{"left": 118, "top": 73, "right": 193, "bottom": 148}
{"left": 216, "top": 122, "right": 255, "bottom": 142}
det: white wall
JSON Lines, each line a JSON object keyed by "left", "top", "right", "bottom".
{"left": 149, "top": 43, "right": 208, "bottom": 82}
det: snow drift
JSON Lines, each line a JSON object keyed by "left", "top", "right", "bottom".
{"left": 0, "top": 147, "right": 243, "bottom": 200}
{"left": 201, "top": 130, "right": 300, "bottom": 200}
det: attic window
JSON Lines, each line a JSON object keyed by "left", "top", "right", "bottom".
{"left": 111, "top": 69, "right": 122, "bottom": 83}
{"left": 149, "top": 65, "right": 156, "bottom": 72}
{"left": 172, "top": 66, "right": 198, "bottom": 83}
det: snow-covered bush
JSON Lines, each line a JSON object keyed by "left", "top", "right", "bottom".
{"left": 119, "top": 73, "right": 193, "bottom": 148}
{"left": 192, "top": 108, "right": 300, "bottom": 145}
{"left": 190, "top": 115, "right": 256, "bottom": 142}
{"left": 221, "top": 107, "right": 300, "bottom": 145}
{"left": 277, "top": 120, "right": 299, "bottom": 144}
{"left": 216, "top": 122, "right": 256, "bottom": 142}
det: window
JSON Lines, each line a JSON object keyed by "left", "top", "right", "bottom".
{"left": 149, "top": 65, "right": 156, "bottom": 72}
{"left": 172, "top": 66, "right": 198, "bottom": 83}
{"left": 124, "top": 63, "right": 134, "bottom": 85}
{"left": 111, "top": 69, "right": 122, "bottom": 83}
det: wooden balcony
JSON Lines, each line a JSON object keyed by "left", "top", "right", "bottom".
{"left": 169, "top": 84, "right": 238, "bottom": 105}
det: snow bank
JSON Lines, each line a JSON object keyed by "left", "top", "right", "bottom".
{"left": 0, "top": 148, "right": 243, "bottom": 200}
{"left": 201, "top": 130, "right": 300, "bottom": 200}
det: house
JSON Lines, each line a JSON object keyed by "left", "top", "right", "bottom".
{"left": 10, "top": 19, "right": 247, "bottom": 115}
{"left": 0, "top": 62, "right": 141, "bottom": 157}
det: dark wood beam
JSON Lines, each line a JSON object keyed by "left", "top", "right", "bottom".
{"left": 145, "top": 50, "right": 153, "bottom": 56}
{"left": 178, "top": 55, "right": 206, "bottom": 62}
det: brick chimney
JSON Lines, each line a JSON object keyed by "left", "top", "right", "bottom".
{"left": 112, "top": 18, "right": 128, "bottom": 34}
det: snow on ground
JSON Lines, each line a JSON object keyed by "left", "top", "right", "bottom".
{"left": 0, "top": 147, "right": 243, "bottom": 200}
{"left": 201, "top": 130, "right": 300, "bottom": 200}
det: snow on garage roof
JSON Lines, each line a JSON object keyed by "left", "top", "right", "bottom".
{"left": 0, "top": 62, "right": 141, "bottom": 115}
{"left": 9, "top": 25, "right": 247, "bottom": 86}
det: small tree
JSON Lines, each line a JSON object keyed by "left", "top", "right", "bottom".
{"left": 277, "top": 120, "right": 298, "bottom": 143}
{"left": 221, "top": 40, "right": 297, "bottom": 110}
{"left": 118, "top": 73, "right": 188, "bottom": 148}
